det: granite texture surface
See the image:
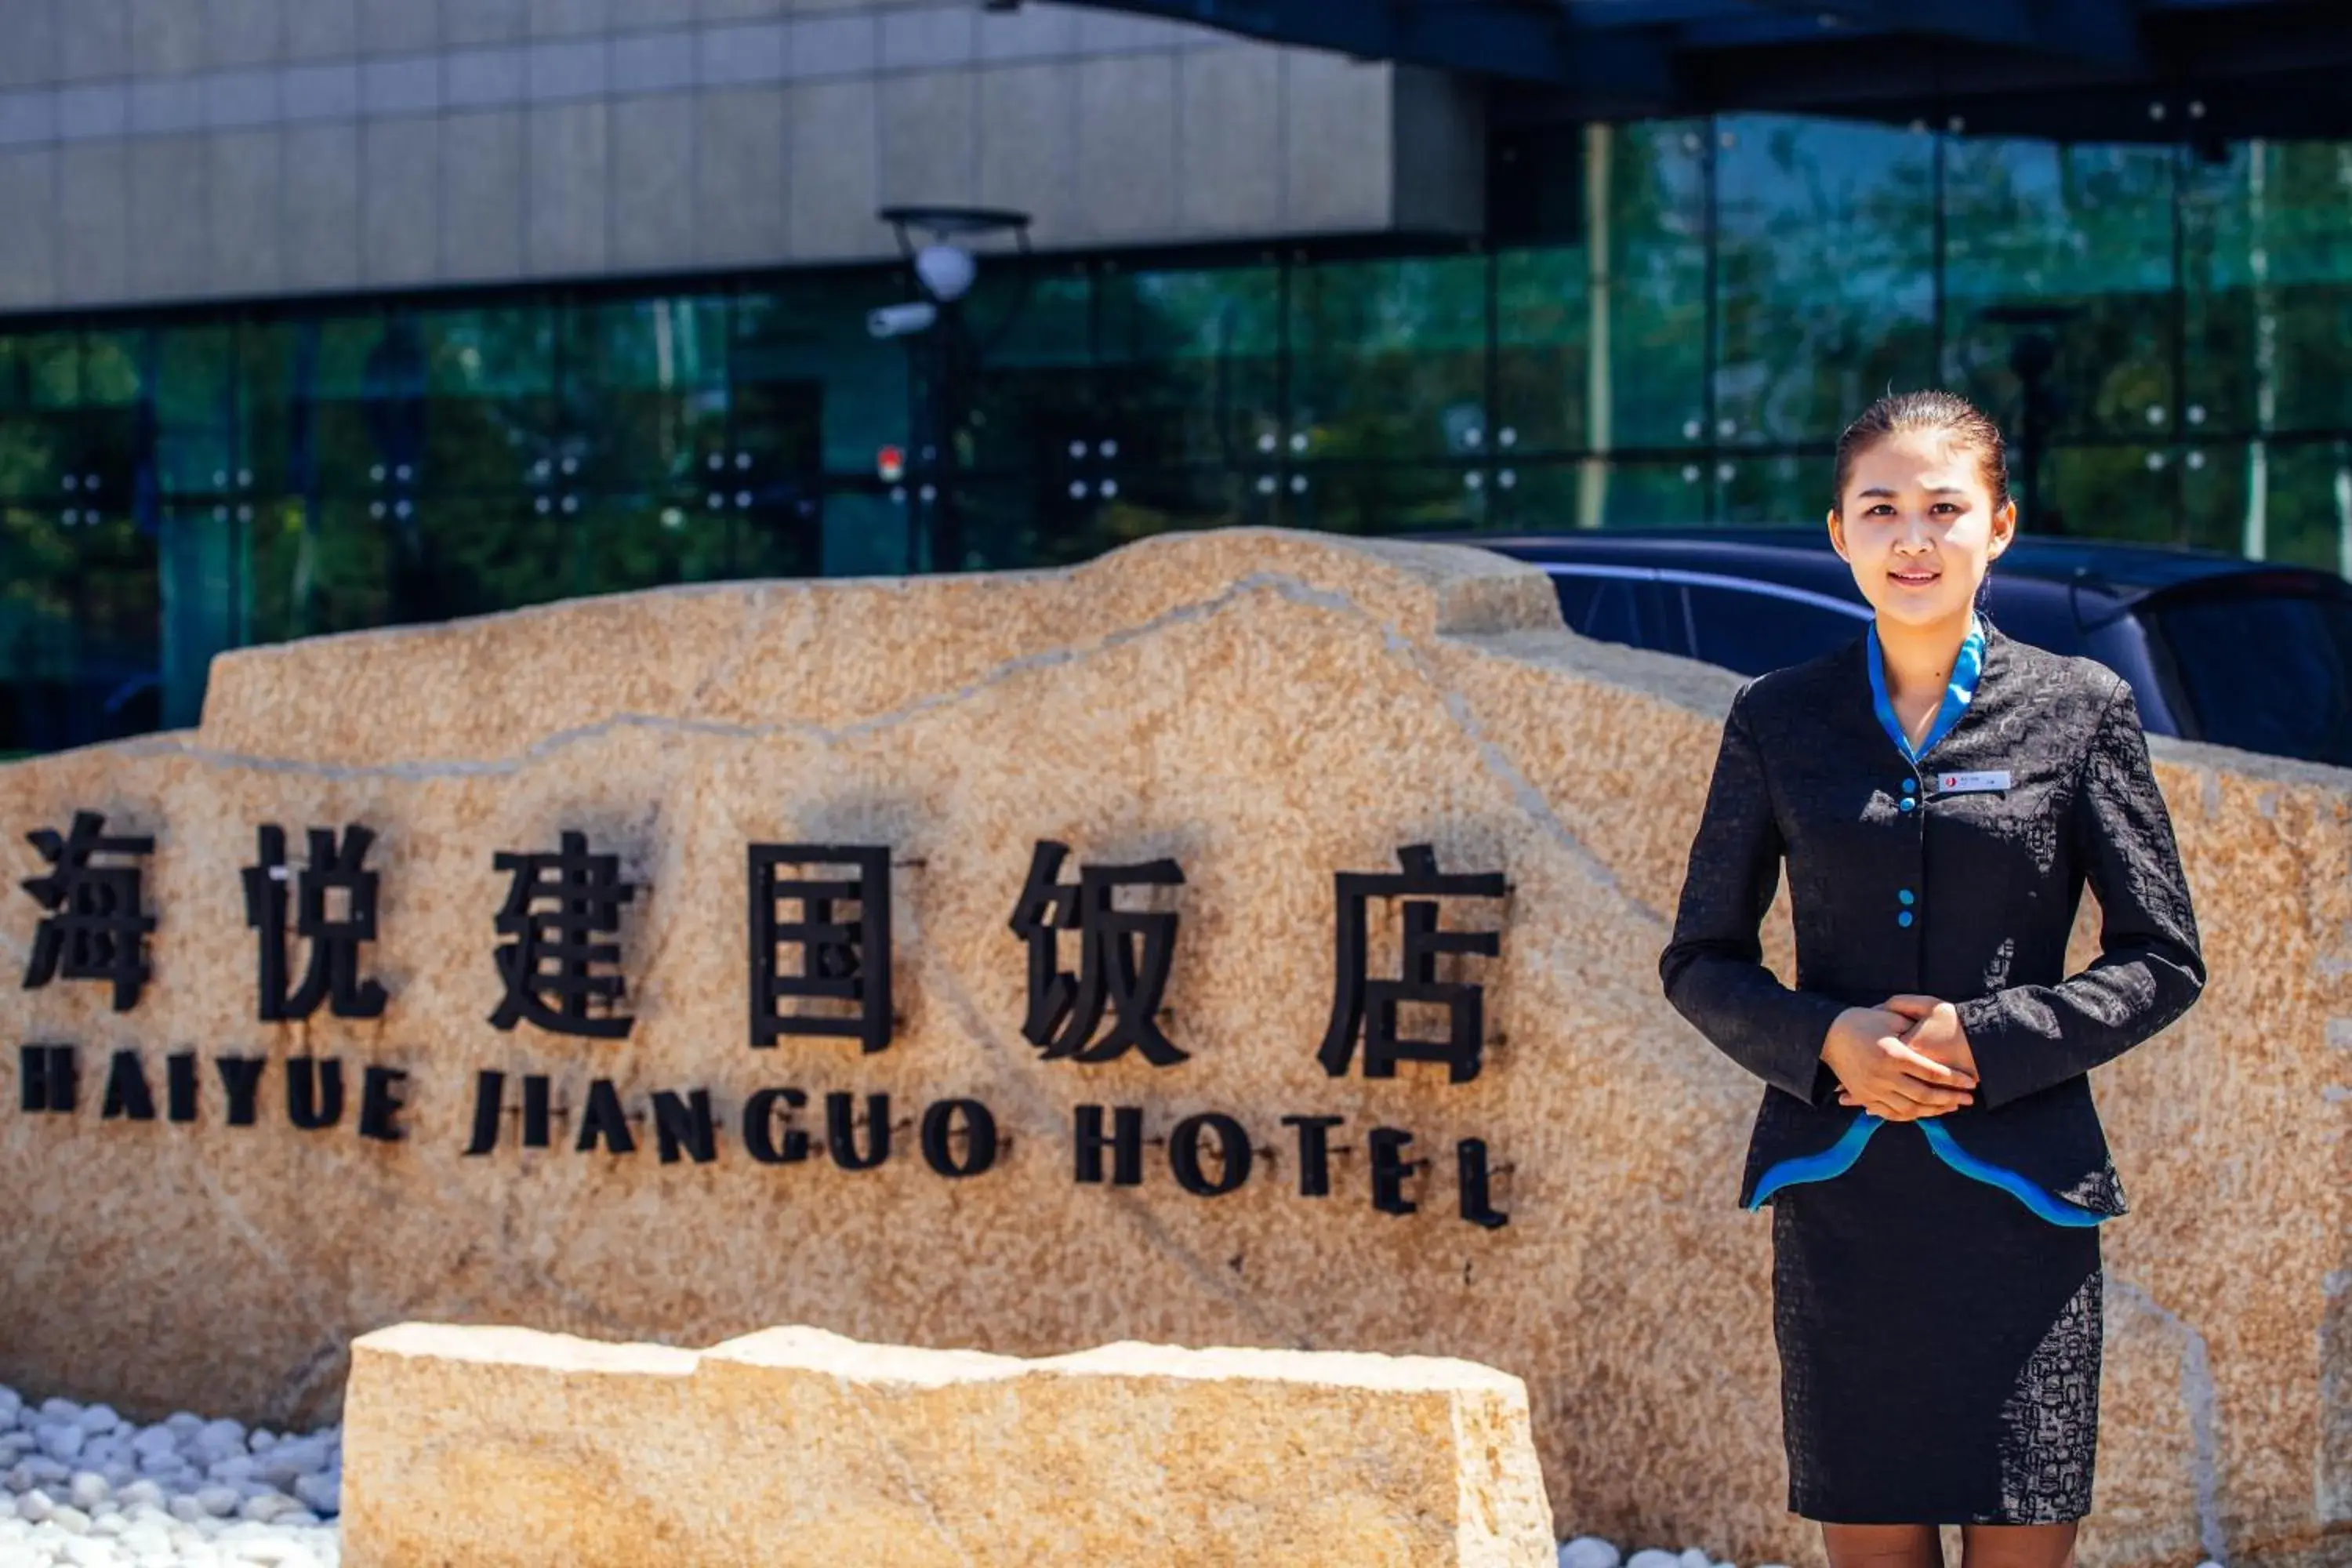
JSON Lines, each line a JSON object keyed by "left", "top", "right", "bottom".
{"left": 0, "top": 527, "right": 2339, "bottom": 1567}
{"left": 339, "top": 1321, "right": 1557, "bottom": 1566}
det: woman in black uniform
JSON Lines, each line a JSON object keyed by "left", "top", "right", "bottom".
{"left": 1657, "top": 391, "right": 2206, "bottom": 1568}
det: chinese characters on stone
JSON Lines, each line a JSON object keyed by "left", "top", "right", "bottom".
{"left": 1008, "top": 840, "right": 1187, "bottom": 1065}
{"left": 11, "top": 814, "right": 1512, "bottom": 1224}
{"left": 22, "top": 811, "right": 154, "bottom": 1012}
{"left": 489, "top": 831, "right": 638, "bottom": 1039}
{"left": 245, "top": 825, "right": 388, "bottom": 1021}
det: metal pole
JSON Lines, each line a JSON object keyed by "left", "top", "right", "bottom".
{"left": 1578, "top": 122, "right": 1614, "bottom": 531}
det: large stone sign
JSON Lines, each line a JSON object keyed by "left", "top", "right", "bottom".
{"left": 0, "top": 528, "right": 2342, "bottom": 1567}
{"left": 339, "top": 1323, "right": 1558, "bottom": 1566}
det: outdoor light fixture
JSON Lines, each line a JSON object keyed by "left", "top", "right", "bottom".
{"left": 866, "top": 206, "right": 1026, "bottom": 339}
{"left": 914, "top": 242, "right": 978, "bottom": 304}
{"left": 872, "top": 205, "right": 1035, "bottom": 573}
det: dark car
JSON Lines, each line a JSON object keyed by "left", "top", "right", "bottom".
{"left": 1412, "top": 528, "right": 2352, "bottom": 768}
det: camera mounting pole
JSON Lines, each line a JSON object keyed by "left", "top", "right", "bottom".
{"left": 876, "top": 206, "right": 1033, "bottom": 574}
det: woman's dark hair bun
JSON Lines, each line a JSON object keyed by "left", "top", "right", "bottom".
{"left": 1832, "top": 390, "right": 2012, "bottom": 515}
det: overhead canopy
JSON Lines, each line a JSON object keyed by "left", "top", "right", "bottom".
{"left": 1064, "top": 0, "right": 2352, "bottom": 140}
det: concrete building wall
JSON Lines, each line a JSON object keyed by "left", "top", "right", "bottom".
{"left": 0, "top": 0, "right": 1486, "bottom": 314}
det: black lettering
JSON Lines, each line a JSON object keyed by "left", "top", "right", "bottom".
{"left": 1073, "top": 1104, "right": 1144, "bottom": 1186}
{"left": 215, "top": 1057, "right": 267, "bottom": 1127}
{"left": 285, "top": 1055, "right": 344, "bottom": 1131}
{"left": 576, "top": 1077, "right": 635, "bottom": 1155}
{"left": 521, "top": 1073, "right": 552, "bottom": 1149}
{"left": 919, "top": 1098, "right": 998, "bottom": 1179}
{"left": 1169, "top": 1112, "right": 1251, "bottom": 1197}
{"left": 826, "top": 1091, "right": 890, "bottom": 1171}
{"left": 100, "top": 1050, "right": 154, "bottom": 1121}
{"left": 358, "top": 1066, "right": 409, "bottom": 1142}
{"left": 1370, "top": 1127, "right": 1417, "bottom": 1216}
{"left": 165, "top": 1051, "right": 198, "bottom": 1122}
{"left": 1280, "top": 1114, "right": 1344, "bottom": 1198}
{"left": 742, "top": 1087, "right": 810, "bottom": 1165}
{"left": 18, "top": 1045, "right": 74, "bottom": 1113}
{"left": 1457, "top": 1138, "right": 1508, "bottom": 1229}
{"left": 652, "top": 1089, "right": 717, "bottom": 1165}
{"left": 463, "top": 1069, "right": 505, "bottom": 1155}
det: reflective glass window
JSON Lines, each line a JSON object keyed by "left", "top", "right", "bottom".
{"left": 1600, "top": 121, "right": 1709, "bottom": 453}
{"left": 1097, "top": 263, "right": 1281, "bottom": 473}
{"left": 1289, "top": 255, "right": 1487, "bottom": 466}
{"left": 1944, "top": 140, "right": 2179, "bottom": 458}
{"left": 1495, "top": 248, "right": 1588, "bottom": 464}
{"left": 1714, "top": 116, "right": 1936, "bottom": 448}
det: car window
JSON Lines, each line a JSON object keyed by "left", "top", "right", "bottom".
{"left": 1681, "top": 583, "right": 1867, "bottom": 677}
{"left": 2138, "top": 591, "right": 2352, "bottom": 766}
{"left": 1978, "top": 589, "right": 2084, "bottom": 656}
{"left": 1548, "top": 573, "right": 1686, "bottom": 658}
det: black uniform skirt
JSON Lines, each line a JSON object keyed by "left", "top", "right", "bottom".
{"left": 1769, "top": 1116, "right": 2103, "bottom": 1526}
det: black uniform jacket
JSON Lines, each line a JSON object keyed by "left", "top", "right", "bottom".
{"left": 1657, "top": 619, "right": 2206, "bottom": 1215}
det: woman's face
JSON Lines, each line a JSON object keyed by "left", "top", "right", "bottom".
{"left": 1828, "top": 429, "right": 2016, "bottom": 629}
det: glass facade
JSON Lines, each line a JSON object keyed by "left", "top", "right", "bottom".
{"left": 3, "top": 116, "right": 2351, "bottom": 751}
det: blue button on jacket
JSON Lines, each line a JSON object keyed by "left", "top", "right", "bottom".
{"left": 1657, "top": 615, "right": 2207, "bottom": 1220}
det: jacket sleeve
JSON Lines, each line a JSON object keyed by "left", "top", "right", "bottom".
{"left": 1657, "top": 684, "right": 1848, "bottom": 1105}
{"left": 1956, "top": 677, "right": 2206, "bottom": 1109}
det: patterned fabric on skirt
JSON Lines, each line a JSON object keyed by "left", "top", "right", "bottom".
{"left": 1769, "top": 1116, "right": 2103, "bottom": 1525}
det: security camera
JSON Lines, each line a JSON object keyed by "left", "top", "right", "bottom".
{"left": 914, "top": 242, "right": 977, "bottom": 303}
{"left": 867, "top": 301, "right": 941, "bottom": 339}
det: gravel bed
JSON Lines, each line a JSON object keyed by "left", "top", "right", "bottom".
{"left": 6, "top": 1382, "right": 2223, "bottom": 1568}
{"left": 0, "top": 1386, "right": 338, "bottom": 1568}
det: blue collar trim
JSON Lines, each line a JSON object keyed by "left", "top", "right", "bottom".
{"left": 1867, "top": 614, "right": 1986, "bottom": 763}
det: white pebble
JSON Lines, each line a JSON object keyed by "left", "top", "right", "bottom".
{"left": 227, "top": 1542, "right": 308, "bottom": 1567}
{"left": 205, "top": 1457, "right": 256, "bottom": 1486}
{"left": 109, "top": 1486, "right": 159, "bottom": 1516}
{"left": 1676, "top": 1552, "right": 1711, "bottom": 1568}
{"left": 38, "top": 1399, "right": 80, "bottom": 1425}
{"left": 289, "top": 1473, "right": 337, "bottom": 1516}
{"left": 38, "top": 1426, "right": 84, "bottom": 1465}
{"left": 125, "top": 1429, "right": 174, "bottom": 1461}
{"left": 161, "top": 1417, "right": 201, "bottom": 1439}
{"left": 16, "top": 1490, "right": 55, "bottom": 1524}
{"left": 192, "top": 1487, "right": 240, "bottom": 1520}
{"left": 48, "top": 1504, "right": 92, "bottom": 1534}
{"left": 71, "top": 1410, "right": 117, "bottom": 1439}
{"left": 1561, "top": 1540, "right": 1623, "bottom": 1568}
{"left": 244, "top": 1432, "right": 274, "bottom": 1455}
{"left": 262, "top": 1440, "right": 324, "bottom": 1481}
{"left": 65, "top": 1474, "right": 107, "bottom": 1512}
{"left": 1627, "top": 1552, "right": 1682, "bottom": 1568}
{"left": 232, "top": 1496, "right": 290, "bottom": 1525}
{"left": 0, "top": 1386, "right": 20, "bottom": 1420}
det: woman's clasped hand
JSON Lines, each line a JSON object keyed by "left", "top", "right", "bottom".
{"left": 1821, "top": 994, "right": 1982, "bottom": 1120}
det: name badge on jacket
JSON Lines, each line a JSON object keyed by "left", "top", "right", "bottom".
{"left": 1936, "top": 769, "right": 2012, "bottom": 794}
